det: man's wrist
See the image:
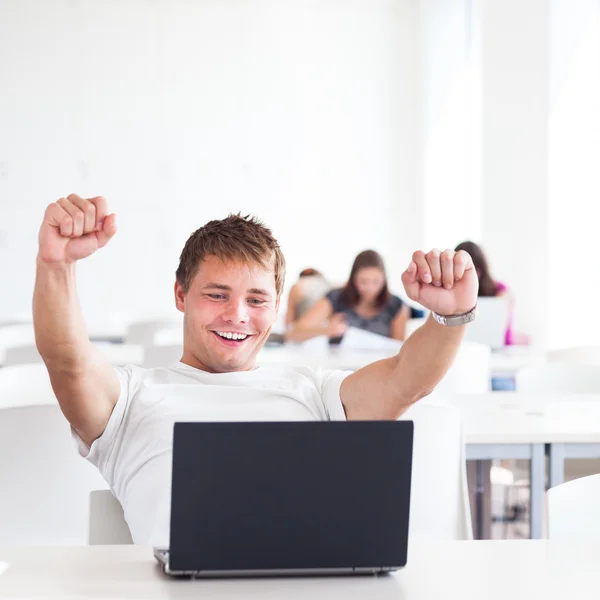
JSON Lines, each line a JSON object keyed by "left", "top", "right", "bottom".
{"left": 431, "top": 305, "right": 477, "bottom": 327}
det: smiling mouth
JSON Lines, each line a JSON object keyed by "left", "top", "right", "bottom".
{"left": 212, "top": 331, "right": 253, "bottom": 346}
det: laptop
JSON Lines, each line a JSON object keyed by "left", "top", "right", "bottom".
{"left": 154, "top": 420, "right": 414, "bottom": 578}
{"left": 463, "top": 296, "right": 509, "bottom": 350}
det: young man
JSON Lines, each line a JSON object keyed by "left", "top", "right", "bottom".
{"left": 33, "top": 194, "right": 478, "bottom": 545}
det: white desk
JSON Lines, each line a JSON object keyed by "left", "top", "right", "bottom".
{"left": 0, "top": 542, "right": 599, "bottom": 599}
{"left": 489, "top": 347, "right": 546, "bottom": 378}
{"left": 260, "top": 342, "right": 491, "bottom": 394}
{"left": 448, "top": 392, "right": 600, "bottom": 539}
{"left": 259, "top": 346, "right": 398, "bottom": 371}
{"left": 261, "top": 344, "right": 545, "bottom": 378}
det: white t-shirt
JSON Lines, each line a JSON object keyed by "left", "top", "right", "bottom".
{"left": 74, "top": 362, "right": 349, "bottom": 546}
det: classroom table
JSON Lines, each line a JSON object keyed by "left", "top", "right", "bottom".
{"left": 0, "top": 541, "right": 598, "bottom": 599}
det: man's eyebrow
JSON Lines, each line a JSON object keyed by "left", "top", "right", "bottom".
{"left": 248, "top": 288, "right": 271, "bottom": 296}
{"left": 202, "top": 283, "right": 271, "bottom": 296}
{"left": 202, "top": 283, "right": 231, "bottom": 290}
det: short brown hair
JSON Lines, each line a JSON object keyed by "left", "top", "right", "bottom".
{"left": 175, "top": 213, "right": 286, "bottom": 297}
{"left": 339, "top": 249, "right": 390, "bottom": 309}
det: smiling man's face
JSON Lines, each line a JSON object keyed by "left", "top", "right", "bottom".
{"left": 174, "top": 255, "right": 279, "bottom": 373}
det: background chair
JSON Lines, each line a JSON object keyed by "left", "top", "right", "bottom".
{"left": 125, "top": 318, "right": 181, "bottom": 346}
{"left": 547, "top": 346, "right": 600, "bottom": 366}
{"left": 88, "top": 490, "right": 133, "bottom": 545}
{"left": 143, "top": 344, "right": 183, "bottom": 368}
{"left": 0, "top": 404, "right": 108, "bottom": 545}
{"left": 0, "top": 363, "right": 56, "bottom": 409}
{"left": 516, "top": 363, "right": 600, "bottom": 393}
{"left": 152, "top": 327, "right": 183, "bottom": 346}
{"left": 400, "top": 403, "right": 472, "bottom": 540}
{"left": 435, "top": 340, "right": 491, "bottom": 394}
{"left": 3, "top": 344, "right": 44, "bottom": 366}
{"left": 547, "top": 473, "right": 600, "bottom": 541}
{"left": 0, "top": 324, "right": 36, "bottom": 365}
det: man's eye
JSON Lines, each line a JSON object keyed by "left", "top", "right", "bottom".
{"left": 208, "top": 294, "right": 226, "bottom": 300}
{"left": 248, "top": 299, "right": 265, "bottom": 305}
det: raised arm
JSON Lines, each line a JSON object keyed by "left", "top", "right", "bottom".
{"left": 33, "top": 195, "right": 120, "bottom": 446}
{"left": 340, "top": 249, "right": 478, "bottom": 420}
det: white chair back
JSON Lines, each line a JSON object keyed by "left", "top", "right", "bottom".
{"left": 0, "top": 324, "right": 36, "bottom": 365}
{"left": 94, "top": 343, "right": 144, "bottom": 366}
{"left": 547, "top": 346, "right": 600, "bottom": 365}
{"left": 153, "top": 327, "right": 183, "bottom": 346}
{"left": 0, "top": 363, "right": 56, "bottom": 408}
{"left": 3, "top": 344, "right": 43, "bottom": 366}
{"left": 400, "top": 403, "right": 472, "bottom": 540}
{"left": 516, "top": 363, "right": 600, "bottom": 393}
{"left": 435, "top": 340, "right": 491, "bottom": 394}
{"left": 547, "top": 474, "right": 600, "bottom": 540}
{"left": 143, "top": 344, "right": 182, "bottom": 368}
{"left": 0, "top": 324, "right": 36, "bottom": 347}
{"left": 0, "top": 404, "right": 108, "bottom": 545}
{"left": 143, "top": 345, "right": 183, "bottom": 369}
{"left": 4, "top": 344, "right": 144, "bottom": 368}
{"left": 88, "top": 490, "right": 133, "bottom": 545}
{"left": 125, "top": 318, "right": 181, "bottom": 346}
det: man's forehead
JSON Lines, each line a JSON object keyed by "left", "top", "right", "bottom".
{"left": 194, "top": 256, "right": 276, "bottom": 287}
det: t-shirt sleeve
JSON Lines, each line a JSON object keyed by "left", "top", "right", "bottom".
{"left": 325, "top": 288, "right": 343, "bottom": 312}
{"left": 71, "top": 365, "right": 137, "bottom": 479}
{"left": 319, "top": 369, "right": 351, "bottom": 421}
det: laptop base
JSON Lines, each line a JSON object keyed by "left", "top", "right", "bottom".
{"left": 154, "top": 548, "right": 400, "bottom": 579}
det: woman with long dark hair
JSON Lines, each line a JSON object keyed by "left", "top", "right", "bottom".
{"left": 454, "top": 241, "right": 513, "bottom": 344}
{"left": 286, "top": 250, "right": 410, "bottom": 342}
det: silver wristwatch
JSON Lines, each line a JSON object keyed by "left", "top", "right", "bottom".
{"left": 432, "top": 305, "right": 477, "bottom": 327}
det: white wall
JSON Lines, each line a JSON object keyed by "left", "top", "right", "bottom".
{"left": 0, "top": 0, "right": 420, "bottom": 327}
{"left": 419, "top": 0, "right": 481, "bottom": 250}
{"left": 4, "top": 0, "right": 597, "bottom": 348}
{"left": 548, "top": 0, "right": 600, "bottom": 349}
{"left": 477, "top": 0, "right": 549, "bottom": 349}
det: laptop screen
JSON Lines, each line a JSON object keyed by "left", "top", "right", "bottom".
{"left": 169, "top": 421, "right": 413, "bottom": 573}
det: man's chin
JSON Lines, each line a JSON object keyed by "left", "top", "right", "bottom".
{"left": 213, "top": 351, "right": 258, "bottom": 373}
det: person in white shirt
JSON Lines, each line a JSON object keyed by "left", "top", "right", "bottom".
{"left": 33, "top": 194, "right": 478, "bottom": 545}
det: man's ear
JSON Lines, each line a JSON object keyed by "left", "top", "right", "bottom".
{"left": 174, "top": 281, "right": 186, "bottom": 313}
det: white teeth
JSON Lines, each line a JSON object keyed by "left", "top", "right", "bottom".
{"left": 216, "top": 331, "right": 248, "bottom": 341}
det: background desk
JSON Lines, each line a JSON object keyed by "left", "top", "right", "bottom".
{"left": 453, "top": 392, "right": 600, "bottom": 539}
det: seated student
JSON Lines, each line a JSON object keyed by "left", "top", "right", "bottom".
{"left": 284, "top": 268, "right": 331, "bottom": 329}
{"left": 34, "top": 195, "right": 477, "bottom": 545}
{"left": 454, "top": 241, "right": 513, "bottom": 345}
{"left": 286, "top": 250, "right": 411, "bottom": 343}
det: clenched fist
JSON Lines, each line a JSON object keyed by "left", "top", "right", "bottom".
{"left": 401, "top": 248, "right": 478, "bottom": 317}
{"left": 38, "top": 194, "right": 117, "bottom": 264}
